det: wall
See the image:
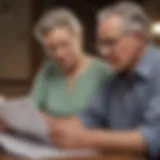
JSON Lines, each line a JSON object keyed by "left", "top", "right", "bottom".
{"left": 0, "top": 0, "right": 31, "bottom": 80}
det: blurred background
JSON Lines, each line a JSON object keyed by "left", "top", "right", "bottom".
{"left": 0, "top": 0, "right": 160, "bottom": 97}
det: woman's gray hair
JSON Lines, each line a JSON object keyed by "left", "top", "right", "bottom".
{"left": 97, "top": 2, "right": 150, "bottom": 38}
{"left": 34, "top": 8, "right": 82, "bottom": 43}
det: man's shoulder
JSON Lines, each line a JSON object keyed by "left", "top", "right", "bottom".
{"left": 151, "top": 46, "right": 160, "bottom": 57}
{"left": 141, "top": 45, "right": 160, "bottom": 79}
{"left": 150, "top": 46, "right": 160, "bottom": 75}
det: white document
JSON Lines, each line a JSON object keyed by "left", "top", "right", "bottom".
{"left": 0, "top": 96, "right": 98, "bottom": 159}
{"left": 0, "top": 96, "right": 49, "bottom": 142}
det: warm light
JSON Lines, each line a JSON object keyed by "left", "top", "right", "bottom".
{"left": 151, "top": 22, "right": 160, "bottom": 35}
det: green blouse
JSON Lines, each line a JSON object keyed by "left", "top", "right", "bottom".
{"left": 32, "top": 58, "right": 112, "bottom": 117}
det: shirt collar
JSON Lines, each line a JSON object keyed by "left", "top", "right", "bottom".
{"left": 134, "top": 44, "right": 156, "bottom": 80}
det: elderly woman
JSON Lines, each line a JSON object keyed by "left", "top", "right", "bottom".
{"left": 32, "top": 8, "right": 112, "bottom": 118}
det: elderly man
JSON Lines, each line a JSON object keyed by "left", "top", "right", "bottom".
{"left": 49, "top": 2, "right": 160, "bottom": 160}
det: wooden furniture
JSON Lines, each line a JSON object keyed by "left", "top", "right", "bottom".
{"left": 0, "top": 153, "right": 146, "bottom": 160}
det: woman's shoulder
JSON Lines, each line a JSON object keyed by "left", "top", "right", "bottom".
{"left": 88, "top": 56, "right": 114, "bottom": 87}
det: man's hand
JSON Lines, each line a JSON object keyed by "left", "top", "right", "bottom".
{"left": 49, "top": 117, "right": 90, "bottom": 149}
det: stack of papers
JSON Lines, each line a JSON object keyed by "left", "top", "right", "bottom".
{"left": 0, "top": 96, "right": 49, "bottom": 142}
{"left": 0, "top": 96, "right": 98, "bottom": 159}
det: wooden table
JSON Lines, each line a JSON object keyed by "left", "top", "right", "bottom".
{"left": 0, "top": 153, "right": 146, "bottom": 160}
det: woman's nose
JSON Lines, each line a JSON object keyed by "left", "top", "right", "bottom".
{"left": 56, "top": 49, "right": 66, "bottom": 58}
{"left": 100, "top": 48, "right": 112, "bottom": 58}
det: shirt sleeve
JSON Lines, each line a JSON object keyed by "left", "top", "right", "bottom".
{"left": 139, "top": 75, "right": 160, "bottom": 159}
{"left": 31, "top": 62, "right": 50, "bottom": 110}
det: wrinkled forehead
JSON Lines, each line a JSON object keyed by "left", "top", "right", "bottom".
{"left": 97, "top": 15, "right": 124, "bottom": 38}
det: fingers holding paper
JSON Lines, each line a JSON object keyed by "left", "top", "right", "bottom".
{"left": 0, "top": 120, "right": 6, "bottom": 131}
{"left": 45, "top": 116, "right": 89, "bottom": 149}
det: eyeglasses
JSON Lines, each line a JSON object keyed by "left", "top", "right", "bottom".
{"left": 96, "top": 36, "right": 121, "bottom": 52}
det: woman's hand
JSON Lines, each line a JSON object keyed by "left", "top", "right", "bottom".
{"left": 0, "top": 120, "right": 6, "bottom": 132}
{"left": 42, "top": 113, "right": 89, "bottom": 148}
{"left": 42, "top": 113, "right": 82, "bottom": 132}
{"left": 41, "top": 112, "right": 58, "bottom": 130}
{"left": 49, "top": 116, "right": 89, "bottom": 149}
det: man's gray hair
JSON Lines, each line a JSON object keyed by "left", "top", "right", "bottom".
{"left": 34, "top": 8, "right": 82, "bottom": 43}
{"left": 97, "top": 2, "right": 150, "bottom": 38}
